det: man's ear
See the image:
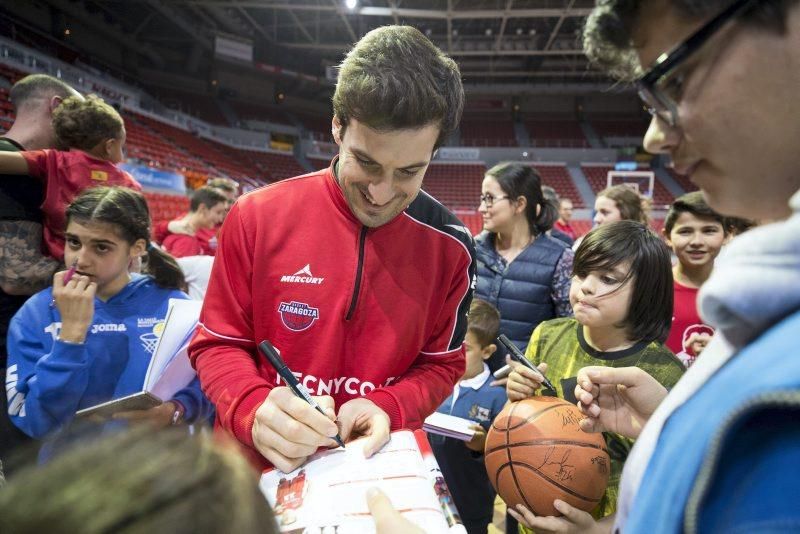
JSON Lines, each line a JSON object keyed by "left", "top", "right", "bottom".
{"left": 49, "top": 95, "right": 63, "bottom": 113}
{"left": 482, "top": 343, "right": 497, "bottom": 360}
{"left": 332, "top": 116, "right": 343, "bottom": 146}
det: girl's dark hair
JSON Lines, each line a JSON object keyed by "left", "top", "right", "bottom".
{"left": 574, "top": 220, "right": 673, "bottom": 343}
{"left": 66, "top": 187, "right": 185, "bottom": 291}
{"left": 597, "top": 185, "right": 649, "bottom": 225}
{"left": 52, "top": 94, "right": 124, "bottom": 151}
{"left": 486, "top": 162, "right": 558, "bottom": 235}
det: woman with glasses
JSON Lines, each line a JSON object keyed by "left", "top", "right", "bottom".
{"left": 474, "top": 162, "right": 575, "bottom": 371}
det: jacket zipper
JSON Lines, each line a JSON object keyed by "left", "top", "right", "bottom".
{"left": 684, "top": 391, "right": 800, "bottom": 533}
{"left": 345, "top": 226, "right": 368, "bottom": 320}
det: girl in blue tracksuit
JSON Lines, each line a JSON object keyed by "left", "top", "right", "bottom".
{"left": 5, "top": 186, "right": 212, "bottom": 452}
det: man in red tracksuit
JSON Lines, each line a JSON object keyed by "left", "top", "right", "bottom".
{"left": 189, "top": 25, "right": 474, "bottom": 474}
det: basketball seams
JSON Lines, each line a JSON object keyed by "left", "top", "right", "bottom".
{"left": 485, "top": 439, "right": 609, "bottom": 455}
{"left": 504, "top": 402, "right": 541, "bottom": 515}
{"left": 492, "top": 402, "right": 563, "bottom": 431}
{"left": 509, "top": 461, "right": 605, "bottom": 502}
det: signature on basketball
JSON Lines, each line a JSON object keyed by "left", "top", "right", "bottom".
{"left": 591, "top": 456, "right": 608, "bottom": 474}
{"left": 538, "top": 447, "right": 576, "bottom": 482}
{"left": 557, "top": 409, "right": 582, "bottom": 428}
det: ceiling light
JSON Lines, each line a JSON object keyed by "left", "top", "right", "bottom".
{"left": 485, "top": 28, "right": 492, "bottom": 37}
{"left": 345, "top": 0, "right": 357, "bottom": 9}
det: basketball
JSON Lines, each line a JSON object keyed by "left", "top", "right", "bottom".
{"left": 484, "top": 396, "right": 610, "bottom": 517}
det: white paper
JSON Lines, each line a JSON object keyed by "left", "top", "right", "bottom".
{"left": 143, "top": 298, "right": 202, "bottom": 395}
{"left": 423, "top": 412, "right": 476, "bottom": 441}
{"left": 260, "top": 431, "right": 452, "bottom": 533}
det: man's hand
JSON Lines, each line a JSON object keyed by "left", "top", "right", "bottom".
{"left": 113, "top": 401, "right": 178, "bottom": 428}
{"left": 464, "top": 423, "right": 487, "bottom": 452}
{"left": 337, "top": 398, "right": 390, "bottom": 457}
{"left": 53, "top": 271, "right": 96, "bottom": 343}
{"left": 507, "top": 361, "right": 549, "bottom": 401}
{"left": 366, "top": 487, "right": 425, "bottom": 534}
{"left": 508, "top": 500, "right": 610, "bottom": 534}
{"left": 252, "top": 387, "right": 340, "bottom": 473}
{"left": 574, "top": 366, "right": 667, "bottom": 439}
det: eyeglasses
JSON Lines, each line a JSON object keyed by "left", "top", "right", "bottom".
{"left": 636, "top": 0, "right": 760, "bottom": 127}
{"left": 479, "top": 194, "right": 510, "bottom": 208}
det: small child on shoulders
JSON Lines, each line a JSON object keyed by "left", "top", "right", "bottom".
{"left": 428, "top": 299, "right": 507, "bottom": 534}
{"left": 0, "top": 95, "right": 140, "bottom": 260}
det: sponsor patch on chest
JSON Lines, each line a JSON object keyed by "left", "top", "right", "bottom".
{"left": 278, "top": 301, "right": 320, "bottom": 331}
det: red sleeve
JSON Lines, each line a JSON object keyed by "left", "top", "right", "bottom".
{"left": 365, "top": 240, "right": 473, "bottom": 431}
{"left": 153, "top": 220, "right": 170, "bottom": 244}
{"left": 122, "top": 170, "right": 142, "bottom": 191}
{"left": 188, "top": 202, "right": 270, "bottom": 449}
{"left": 163, "top": 234, "right": 201, "bottom": 258}
{"left": 20, "top": 149, "right": 51, "bottom": 181}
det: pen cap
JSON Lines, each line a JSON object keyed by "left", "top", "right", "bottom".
{"left": 258, "top": 340, "right": 286, "bottom": 372}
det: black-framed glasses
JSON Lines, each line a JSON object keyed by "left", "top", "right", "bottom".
{"left": 479, "top": 194, "right": 510, "bottom": 208}
{"left": 636, "top": 0, "right": 761, "bottom": 127}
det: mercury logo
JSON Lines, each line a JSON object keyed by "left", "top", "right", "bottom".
{"left": 280, "top": 264, "right": 324, "bottom": 285}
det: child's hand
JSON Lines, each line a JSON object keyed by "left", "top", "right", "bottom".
{"left": 506, "top": 362, "right": 549, "bottom": 401}
{"left": 685, "top": 331, "right": 713, "bottom": 356}
{"left": 53, "top": 271, "right": 96, "bottom": 343}
{"left": 464, "top": 423, "right": 487, "bottom": 452}
{"left": 508, "top": 500, "right": 606, "bottom": 534}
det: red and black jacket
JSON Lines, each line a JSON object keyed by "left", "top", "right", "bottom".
{"left": 189, "top": 162, "right": 476, "bottom": 470}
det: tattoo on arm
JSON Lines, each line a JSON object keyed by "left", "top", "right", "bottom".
{"left": 0, "top": 220, "right": 60, "bottom": 295}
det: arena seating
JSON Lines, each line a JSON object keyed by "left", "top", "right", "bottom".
{"left": 152, "top": 88, "right": 229, "bottom": 126}
{"left": 460, "top": 116, "right": 517, "bottom": 147}
{"left": 141, "top": 191, "right": 190, "bottom": 230}
{"left": 589, "top": 115, "right": 649, "bottom": 139}
{"left": 581, "top": 165, "right": 675, "bottom": 208}
{"left": 666, "top": 167, "right": 698, "bottom": 193}
{"left": 524, "top": 117, "right": 589, "bottom": 148}
{"left": 239, "top": 150, "right": 307, "bottom": 183}
{"left": 533, "top": 164, "right": 585, "bottom": 208}
{"left": 231, "top": 102, "right": 292, "bottom": 126}
{"left": 420, "top": 163, "right": 486, "bottom": 209}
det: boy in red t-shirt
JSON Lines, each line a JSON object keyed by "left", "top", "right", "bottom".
{"left": 0, "top": 95, "right": 140, "bottom": 260}
{"left": 663, "top": 192, "right": 728, "bottom": 366}
{"left": 162, "top": 186, "right": 227, "bottom": 258}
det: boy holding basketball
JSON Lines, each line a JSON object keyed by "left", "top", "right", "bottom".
{"left": 428, "top": 299, "right": 507, "bottom": 534}
{"left": 505, "top": 222, "right": 684, "bottom": 530}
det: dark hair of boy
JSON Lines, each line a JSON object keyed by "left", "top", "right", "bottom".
{"left": 597, "top": 185, "right": 649, "bottom": 225}
{"left": 724, "top": 215, "right": 756, "bottom": 236}
{"left": 66, "top": 187, "right": 185, "bottom": 291}
{"left": 332, "top": 25, "right": 464, "bottom": 150}
{"left": 583, "top": 0, "right": 795, "bottom": 81}
{"left": 467, "top": 299, "right": 501, "bottom": 348}
{"left": 8, "top": 74, "right": 78, "bottom": 110}
{"left": 52, "top": 95, "right": 124, "bottom": 151}
{"left": 485, "top": 162, "right": 559, "bottom": 235}
{"left": 190, "top": 186, "right": 228, "bottom": 212}
{"left": 574, "top": 220, "right": 674, "bottom": 343}
{"left": 664, "top": 191, "right": 727, "bottom": 235}
{"left": 0, "top": 427, "right": 278, "bottom": 534}
{"left": 206, "top": 177, "right": 239, "bottom": 195}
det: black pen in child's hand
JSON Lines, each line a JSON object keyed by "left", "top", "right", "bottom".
{"left": 258, "top": 340, "right": 346, "bottom": 449}
{"left": 497, "top": 334, "right": 557, "bottom": 393}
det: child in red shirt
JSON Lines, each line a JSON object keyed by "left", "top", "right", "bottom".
{"left": 663, "top": 192, "right": 728, "bottom": 366}
{"left": 0, "top": 95, "right": 140, "bottom": 260}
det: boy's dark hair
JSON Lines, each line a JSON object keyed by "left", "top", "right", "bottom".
{"left": 190, "top": 186, "right": 228, "bottom": 212}
{"left": 9, "top": 74, "right": 78, "bottom": 109}
{"left": 468, "top": 299, "right": 501, "bottom": 348}
{"left": 486, "top": 162, "right": 559, "bottom": 235}
{"left": 0, "top": 428, "right": 278, "bottom": 534}
{"left": 584, "top": 0, "right": 798, "bottom": 81}
{"left": 597, "top": 185, "right": 649, "bottom": 225}
{"left": 664, "top": 191, "right": 727, "bottom": 235}
{"left": 66, "top": 186, "right": 186, "bottom": 291}
{"left": 574, "top": 220, "right": 673, "bottom": 343}
{"left": 332, "top": 25, "right": 464, "bottom": 149}
{"left": 52, "top": 95, "right": 124, "bottom": 151}
{"left": 206, "top": 177, "right": 239, "bottom": 196}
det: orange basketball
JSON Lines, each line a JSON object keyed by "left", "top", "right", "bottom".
{"left": 484, "top": 396, "right": 610, "bottom": 517}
